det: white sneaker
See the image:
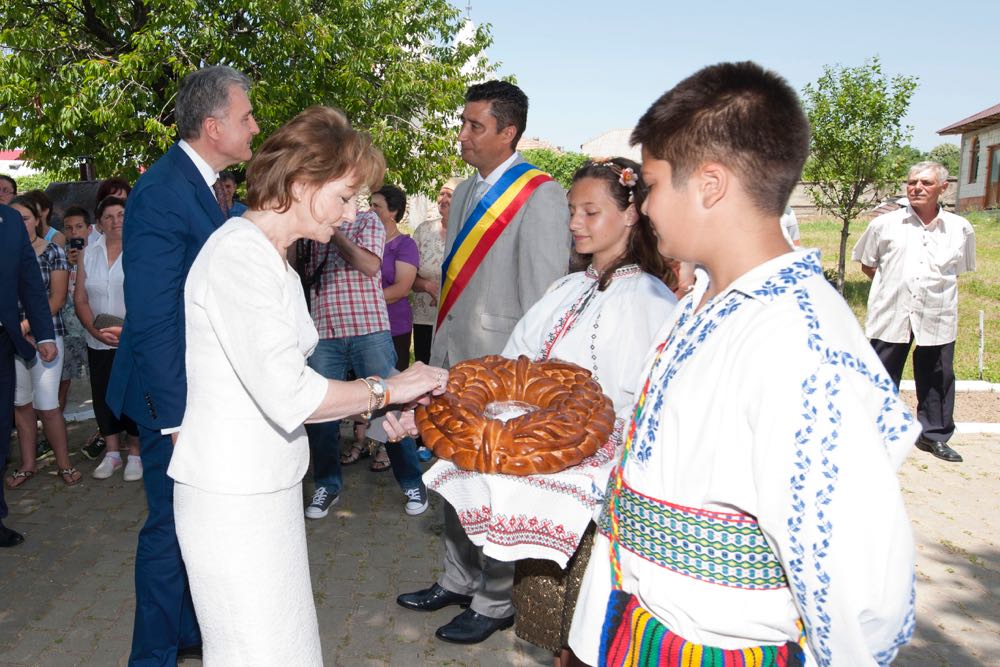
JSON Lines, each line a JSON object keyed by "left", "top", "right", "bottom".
{"left": 123, "top": 456, "right": 143, "bottom": 482}
{"left": 404, "top": 483, "right": 429, "bottom": 516}
{"left": 92, "top": 455, "right": 123, "bottom": 480}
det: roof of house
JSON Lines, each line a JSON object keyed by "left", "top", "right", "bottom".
{"left": 938, "top": 103, "right": 1000, "bottom": 135}
{"left": 516, "top": 136, "right": 559, "bottom": 152}
{"left": 580, "top": 128, "right": 641, "bottom": 161}
{"left": 0, "top": 149, "right": 25, "bottom": 160}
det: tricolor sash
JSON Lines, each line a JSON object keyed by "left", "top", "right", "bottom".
{"left": 437, "top": 162, "right": 554, "bottom": 328}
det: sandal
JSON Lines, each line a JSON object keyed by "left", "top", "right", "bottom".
{"left": 370, "top": 443, "right": 391, "bottom": 473}
{"left": 340, "top": 441, "right": 371, "bottom": 465}
{"left": 58, "top": 467, "right": 82, "bottom": 487}
{"left": 5, "top": 469, "right": 36, "bottom": 490}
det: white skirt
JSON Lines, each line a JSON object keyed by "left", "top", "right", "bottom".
{"left": 174, "top": 482, "right": 322, "bottom": 666}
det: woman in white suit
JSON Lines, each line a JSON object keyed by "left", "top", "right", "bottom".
{"left": 169, "top": 106, "right": 448, "bottom": 666}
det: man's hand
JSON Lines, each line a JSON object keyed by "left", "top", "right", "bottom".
{"left": 37, "top": 341, "right": 57, "bottom": 362}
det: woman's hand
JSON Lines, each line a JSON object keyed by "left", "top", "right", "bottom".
{"left": 97, "top": 326, "right": 121, "bottom": 346}
{"left": 383, "top": 410, "right": 419, "bottom": 442}
{"left": 384, "top": 362, "right": 447, "bottom": 406}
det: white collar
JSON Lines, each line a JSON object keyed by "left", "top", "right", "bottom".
{"left": 178, "top": 140, "right": 219, "bottom": 189}
{"left": 475, "top": 151, "right": 521, "bottom": 188}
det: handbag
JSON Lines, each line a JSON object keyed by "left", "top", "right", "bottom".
{"left": 597, "top": 342, "right": 806, "bottom": 667}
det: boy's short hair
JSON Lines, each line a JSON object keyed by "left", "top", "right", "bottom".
{"left": 632, "top": 61, "right": 810, "bottom": 216}
{"left": 63, "top": 205, "right": 92, "bottom": 225}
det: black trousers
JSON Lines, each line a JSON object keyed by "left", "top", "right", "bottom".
{"left": 412, "top": 323, "right": 434, "bottom": 366}
{"left": 1, "top": 333, "right": 15, "bottom": 521}
{"left": 392, "top": 331, "right": 412, "bottom": 373}
{"left": 871, "top": 337, "right": 956, "bottom": 443}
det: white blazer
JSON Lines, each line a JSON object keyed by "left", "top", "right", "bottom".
{"left": 168, "top": 218, "right": 328, "bottom": 494}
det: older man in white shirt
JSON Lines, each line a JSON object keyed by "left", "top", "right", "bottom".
{"left": 852, "top": 161, "right": 976, "bottom": 463}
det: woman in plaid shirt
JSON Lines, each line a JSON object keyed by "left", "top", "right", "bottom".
{"left": 5, "top": 195, "right": 81, "bottom": 489}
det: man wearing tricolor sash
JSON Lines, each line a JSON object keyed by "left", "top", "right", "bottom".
{"left": 398, "top": 81, "right": 571, "bottom": 644}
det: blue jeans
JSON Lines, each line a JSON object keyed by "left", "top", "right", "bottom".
{"left": 305, "top": 331, "right": 422, "bottom": 494}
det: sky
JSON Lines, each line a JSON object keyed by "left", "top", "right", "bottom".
{"left": 456, "top": 0, "right": 999, "bottom": 153}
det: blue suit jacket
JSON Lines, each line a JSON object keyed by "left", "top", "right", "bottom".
{"left": 106, "top": 143, "right": 226, "bottom": 430}
{"left": 0, "top": 204, "right": 56, "bottom": 360}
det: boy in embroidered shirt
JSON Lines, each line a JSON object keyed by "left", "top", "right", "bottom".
{"left": 568, "top": 61, "right": 917, "bottom": 666}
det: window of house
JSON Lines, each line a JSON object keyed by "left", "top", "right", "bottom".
{"left": 969, "top": 136, "right": 980, "bottom": 183}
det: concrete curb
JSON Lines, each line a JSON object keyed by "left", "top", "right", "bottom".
{"left": 900, "top": 380, "right": 1000, "bottom": 392}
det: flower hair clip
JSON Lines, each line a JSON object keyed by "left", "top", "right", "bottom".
{"left": 618, "top": 167, "right": 638, "bottom": 189}
{"left": 591, "top": 161, "right": 639, "bottom": 203}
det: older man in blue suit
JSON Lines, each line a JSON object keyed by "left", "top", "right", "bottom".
{"left": 1, "top": 203, "right": 57, "bottom": 548}
{"left": 106, "top": 65, "right": 259, "bottom": 666}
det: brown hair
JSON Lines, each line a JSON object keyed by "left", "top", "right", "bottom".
{"left": 632, "top": 61, "right": 809, "bottom": 216}
{"left": 246, "top": 106, "right": 385, "bottom": 213}
{"left": 96, "top": 177, "right": 132, "bottom": 203}
{"left": 571, "top": 158, "right": 674, "bottom": 291}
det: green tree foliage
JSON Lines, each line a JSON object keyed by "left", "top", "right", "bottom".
{"left": 802, "top": 57, "right": 918, "bottom": 292}
{"left": 0, "top": 0, "right": 494, "bottom": 193}
{"left": 0, "top": 171, "right": 55, "bottom": 193}
{"left": 928, "top": 143, "right": 961, "bottom": 178}
{"left": 520, "top": 148, "right": 590, "bottom": 190}
{"left": 886, "top": 145, "right": 926, "bottom": 178}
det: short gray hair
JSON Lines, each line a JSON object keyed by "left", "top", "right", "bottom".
{"left": 908, "top": 160, "right": 949, "bottom": 184}
{"left": 175, "top": 66, "right": 251, "bottom": 140}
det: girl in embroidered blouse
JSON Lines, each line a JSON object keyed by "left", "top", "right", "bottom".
{"left": 392, "top": 158, "right": 677, "bottom": 665}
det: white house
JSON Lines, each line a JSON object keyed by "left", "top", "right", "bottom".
{"left": 938, "top": 102, "right": 1000, "bottom": 211}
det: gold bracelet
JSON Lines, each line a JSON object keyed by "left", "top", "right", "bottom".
{"left": 366, "top": 376, "right": 388, "bottom": 411}
{"left": 358, "top": 377, "right": 375, "bottom": 421}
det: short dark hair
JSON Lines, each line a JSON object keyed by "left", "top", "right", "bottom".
{"left": 466, "top": 80, "right": 528, "bottom": 149}
{"left": 375, "top": 184, "right": 406, "bottom": 222}
{"left": 0, "top": 174, "right": 15, "bottom": 194}
{"left": 96, "top": 177, "right": 132, "bottom": 203}
{"left": 219, "top": 170, "right": 238, "bottom": 185}
{"left": 10, "top": 194, "right": 39, "bottom": 220}
{"left": 632, "top": 61, "right": 810, "bottom": 216}
{"left": 571, "top": 158, "right": 671, "bottom": 291}
{"left": 63, "top": 205, "right": 92, "bottom": 226}
{"left": 96, "top": 196, "right": 126, "bottom": 221}
{"left": 175, "top": 65, "right": 251, "bottom": 140}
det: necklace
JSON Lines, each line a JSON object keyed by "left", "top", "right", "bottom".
{"left": 536, "top": 264, "right": 641, "bottom": 381}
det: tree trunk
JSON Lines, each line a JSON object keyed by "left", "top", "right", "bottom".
{"left": 836, "top": 216, "right": 852, "bottom": 294}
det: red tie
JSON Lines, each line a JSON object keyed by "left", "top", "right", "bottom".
{"left": 211, "top": 179, "right": 229, "bottom": 217}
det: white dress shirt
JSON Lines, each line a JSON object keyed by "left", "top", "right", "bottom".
{"left": 168, "top": 218, "right": 329, "bottom": 494}
{"left": 852, "top": 206, "right": 975, "bottom": 346}
{"left": 569, "top": 250, "right": 917, "bottom": 666}
{"left": 81, "top": 235, "right": 125, "bottom": 350}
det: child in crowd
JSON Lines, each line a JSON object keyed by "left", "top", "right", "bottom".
{"left": 569, "top": 61, "right": 917, "bottom": 666}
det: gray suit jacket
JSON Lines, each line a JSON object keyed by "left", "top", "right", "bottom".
{"left": 430, "top": 157, "right": 571, "bottom": 367}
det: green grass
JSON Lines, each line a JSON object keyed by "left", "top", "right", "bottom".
{"left": 799, "top": 211, "right": 1000, "bottom": 382}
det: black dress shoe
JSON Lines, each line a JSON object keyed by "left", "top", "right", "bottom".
{"left": 916, "top": 437, "right": 963, "bottom": 463}
{"left": 435, "top": 608, "right": 515, "bottom": 644}
{"left": 397, "top": 583, "right": 472, "bottom": 612}
{"left": 0, "top": 524, "right": 25, "bottom": 548}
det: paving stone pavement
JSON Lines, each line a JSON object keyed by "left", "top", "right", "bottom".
{"left": 1, "top": 418, "right": 997, "bottom": 666}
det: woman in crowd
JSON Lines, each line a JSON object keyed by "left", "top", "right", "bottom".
{"left": 355, "top": 184, "right": 420, "bottom": 472}
{"left": 371, "top": 184, "right": 419, "bottom": 372}
{"left": 95, "top": 176, "right": 132, "bottom": 204}
{"left": 4, "top": 195, "right": 80, "bottom": 488}
{"left": 58, "top": 206, "right": 92, "bottom": 413}
{"left": 168, "top": 105, "right": 447, "bottom": 665}
{"left": 410, "top": 177, "right": 460, "bottom": 364}
{"left": 75, "top": 196, "right": 142, "bottom": 481}
{"left": 0, "top": 174, "right": 15, "bottom": 205}
{"left": 23, "top": 190, "right": 65, "bottom": 248}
